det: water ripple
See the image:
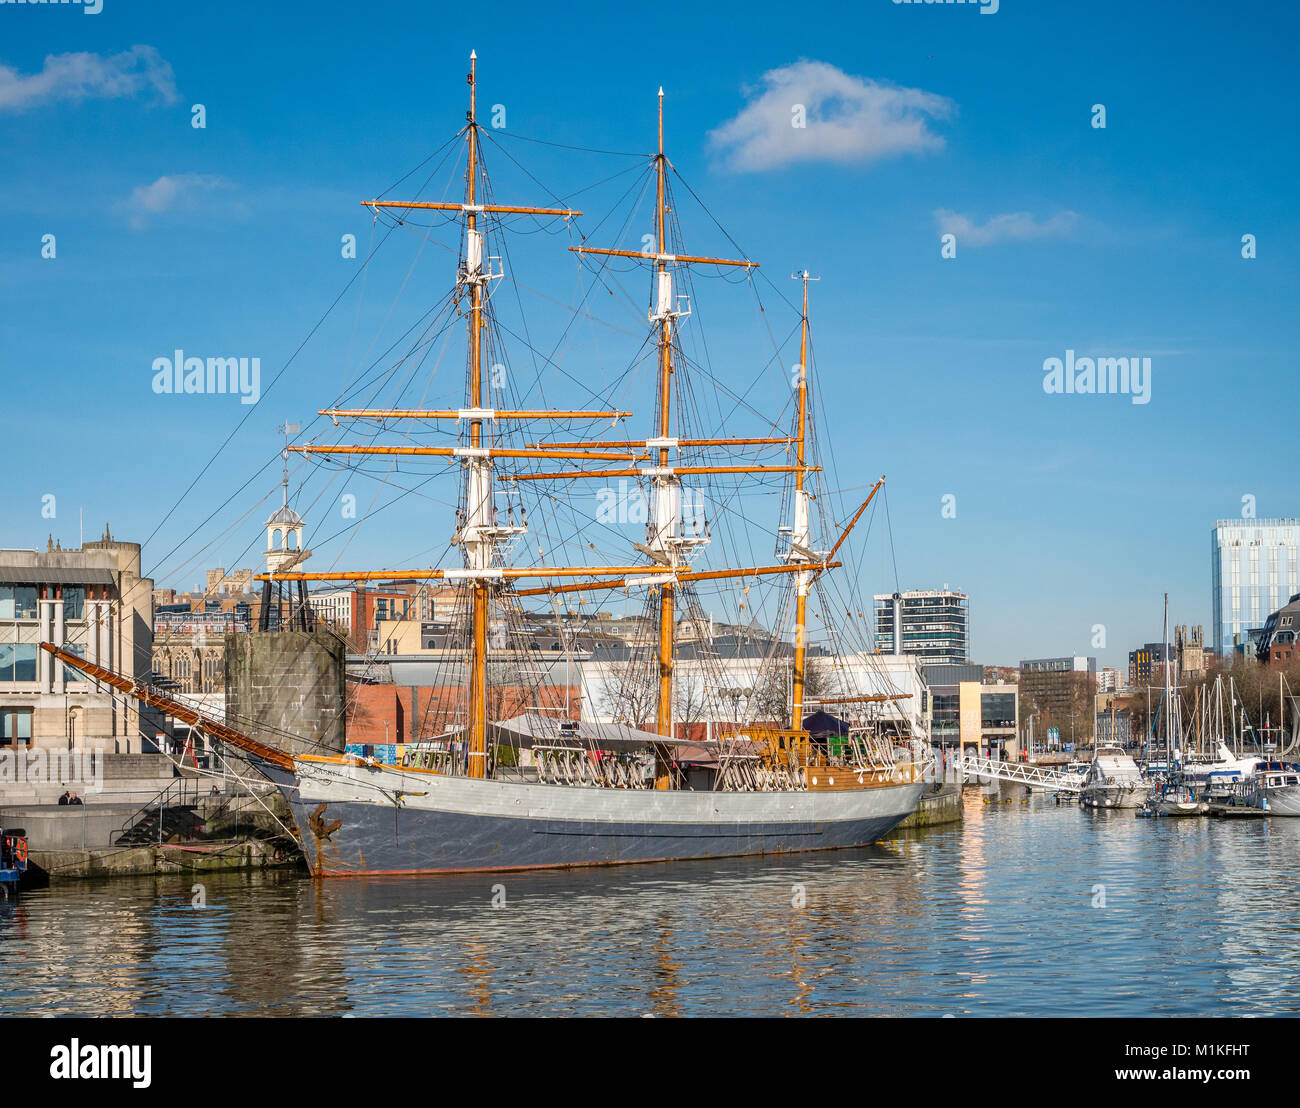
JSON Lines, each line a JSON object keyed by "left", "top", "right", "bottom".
{"left": 4, "top": 790, "right": 1300, "bottom": 1016}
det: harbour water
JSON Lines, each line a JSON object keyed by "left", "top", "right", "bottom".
{"left": 4, "top": 789, "right": 1299, "bottom": 1017}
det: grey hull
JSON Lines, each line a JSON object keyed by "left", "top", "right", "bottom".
{"left": 260, "top": 760, "right": 926, "bottom": 876}
{"left": 1257, "top": 786, "right": 1300, "bottom": 817}
{"left": 1081, "top": 785, "right": 1150, "bottom": 810}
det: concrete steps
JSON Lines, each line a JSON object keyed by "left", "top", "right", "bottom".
{"left": 116, "top": 805, "right": 205, "bottom": 846}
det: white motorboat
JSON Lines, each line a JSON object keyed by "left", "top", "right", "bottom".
{"left": 1180, "top": 741, "right": 1258, "bottom": 792}
{"left": 1081, "top": 746, "right": 1152, "bottom": 810}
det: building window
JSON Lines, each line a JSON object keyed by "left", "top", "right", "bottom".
{"left": 0, "top": 586, "right": 38, "bottom": 620}
{"left": 63, "top": 587, "right": 86, "bottom": 621}
{"left": 981, "top": 693, "right": 1016, "bottom": 729}
{"left": 0, "top": 644, "right": 38, "bottom": 682}
{"left": 0, "top": 708, "right": 32, "bottom": 747}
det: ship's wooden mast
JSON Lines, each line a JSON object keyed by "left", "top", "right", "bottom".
{"left": 781, "top": 277, "right": 889, "bottom": 731}
{"left": 789, "top": 272, "right": 815, "bottom": 731}
{"left": 464, "top": 52, "right": 490, "bottom": 779}
{"left": 281, "top": 54, "right": 586, "bottom": 779}
{"left": 652, "top": 89, "right": 677, "bottom": 762}
{"left": 566, "top": 89, "right": 762, "bottom": 768}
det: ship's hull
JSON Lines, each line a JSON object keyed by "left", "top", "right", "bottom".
{"left": 260, "top": 759, "right": 925, "bottom": 876}
{"left": 1081, "top": 784, "right": 1150, "bottom": 810}
{"left": 1255, "top": 785, "right": 1300, "bottom": 817}
{"left": 1156, "top": 798, "right": 1206, "bottom": 816}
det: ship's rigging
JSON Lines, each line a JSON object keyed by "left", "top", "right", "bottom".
{"left": 34, "top": 53, "right": 939, "bottom": 880}
{"left": 125, "top": 53, "right": 919, "bottom": 779}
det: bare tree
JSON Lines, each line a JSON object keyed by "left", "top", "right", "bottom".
{"left": 601, "top": 657, "right": 658, "bottom": 731}
{"left": 672, "top": 673, "right": 709, "bottom": 739}
{"left": 752, "top": 656, "right": 834, "bottom": 726}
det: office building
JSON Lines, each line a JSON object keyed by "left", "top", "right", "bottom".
{"left": 923, "top": 663, "right": 1018, "bottom": 757}
{"left": 1019, "top": 656, "right": 1096, "bottom": 743}
{"left": 873, "top": 588, "right": 969, "bottom": 664}
{"left": 1128, "top": 642, "right": 1173, "bottom": 687}
{"left": 0, "top": 527, "right": 153, "bottom": 752}
{"left": 1212, "top": 519, "right": 1300, "bottom": 655}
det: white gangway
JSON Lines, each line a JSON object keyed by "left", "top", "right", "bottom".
{"left": 953, "top": 754, "right": 1085, "bottom": 796}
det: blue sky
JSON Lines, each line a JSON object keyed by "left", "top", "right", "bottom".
{"left": 2, "top": 0, "right": 1297, "bottom": 668}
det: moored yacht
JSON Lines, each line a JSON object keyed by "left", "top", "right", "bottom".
{"left": 1150, "top": 778, "right": 1206, "bottom": 816}
{"left": 1244, "top": 762, "right": 1300, "bottom": 816}
{"left": 1081, "top": 746, "right": 1151, "bottom": 810}
{"left": 1180, "top": 741, "right": 1259, "bottom": 792}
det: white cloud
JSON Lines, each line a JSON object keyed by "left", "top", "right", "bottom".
{"left": 709, "top": 60, "right": 954, "bottom": 171}
{"left": 934, "top": 209, "right": 1080, "bottom": 246}
{"left": 121, "top": 174, "right": 234, "bottom": 230}
{"left": 0, "top": 46, "right": 177, "bottom": 112}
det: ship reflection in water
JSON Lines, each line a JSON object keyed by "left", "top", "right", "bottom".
{"left": 5, "top": 795, "right": 1300, "bottom": 1017}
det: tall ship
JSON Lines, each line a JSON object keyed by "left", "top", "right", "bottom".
{"left": 43, "top": 55, "right": 928, "bottom": 876}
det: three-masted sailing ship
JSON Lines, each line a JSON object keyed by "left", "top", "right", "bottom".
{"left": 43, "top": 54, "right": 928, "bottom": 876}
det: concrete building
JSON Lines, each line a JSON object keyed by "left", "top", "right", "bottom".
{"left": 1212, "top": 519, "right": 1300, "bottom": 655}
{"left": 306, "top": 587, "right": 352, "bottom": 630}
{"left": 1019, "top": 656, "right": 1096, "bottom": 745}
{"left": 1096, "top": 666, "right": 1124, "bottom": 693}
{"left": 308, "top": 585, "right": 410, "bottom": 648}
{"left": 922, "top": 664, "right": 1018, "bottom": 757}
{"left": 0, "top": 526, "right": 153, "bottom": 752}
{"left": 384, "top": 582, "right": 462, "bottom": 623}
{"left": 872, "top": 588, "right": 969, "bottom": 664}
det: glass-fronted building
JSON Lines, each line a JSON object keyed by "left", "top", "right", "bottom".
{"left": 922, "top": 663, "right": 1019, "bottom": 756}
{"left": 874, "top": 589, "right": 969, "bottom": 664}
{"left": 1212, "top": 519, "right": 1300, "bottom": 655}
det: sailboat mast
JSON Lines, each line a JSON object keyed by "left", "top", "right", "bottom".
{"left": 561, "top": 92, "right": 776, "bottom": 758}
{"left": 790, "top": 272, "right": 813, "bottom": 730}
{"left": 465, "top": 51, "right": 490, "bottom": 779}
{"left": 653, "top": 87, "right": 677, "bottom": 756}
{"left": 1163, "top": 592, "right": 1171, "bottom": 761}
